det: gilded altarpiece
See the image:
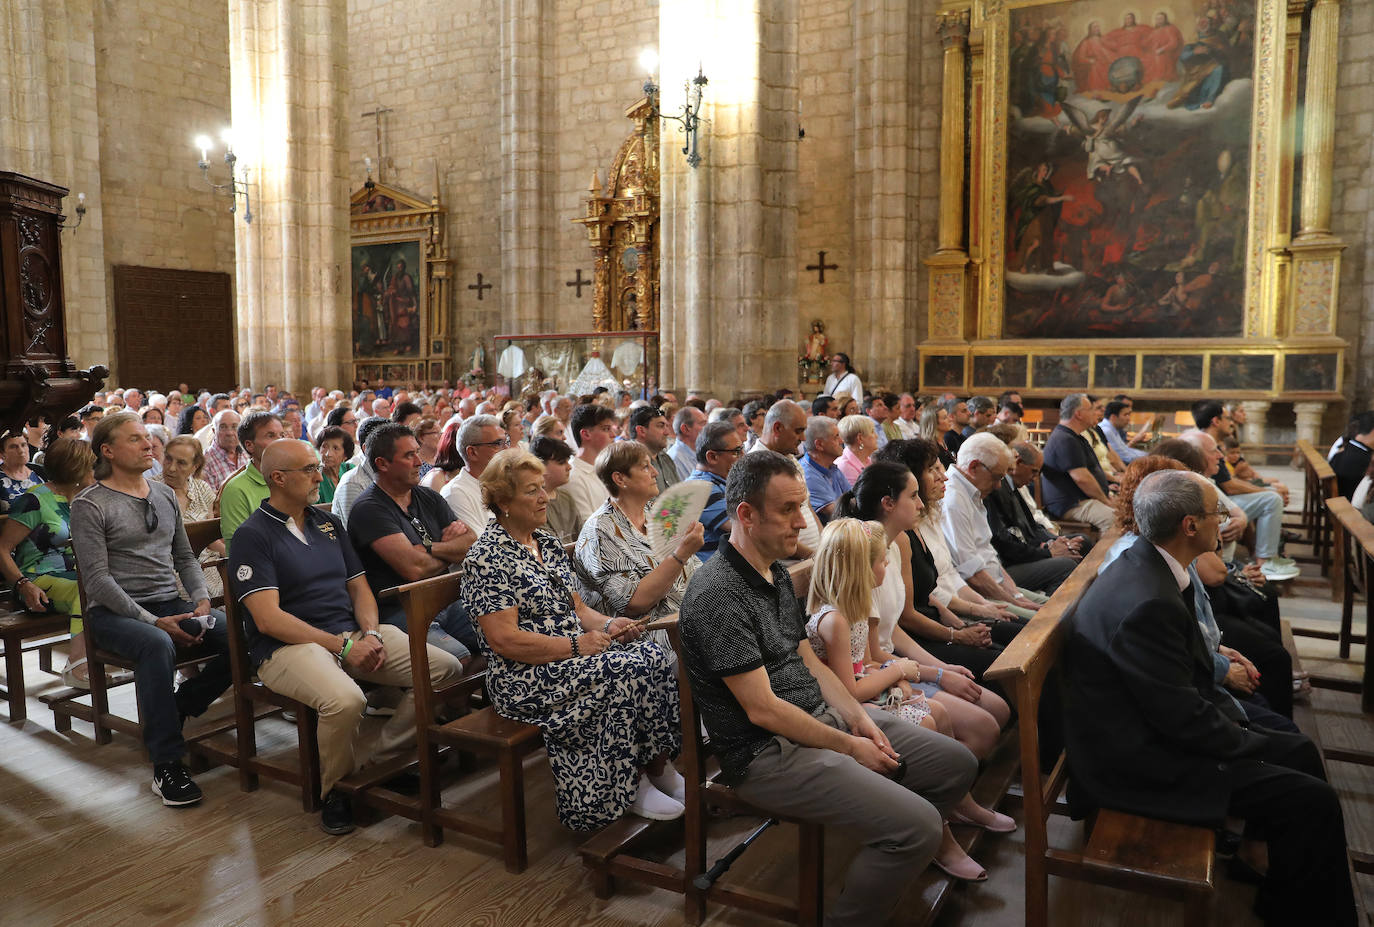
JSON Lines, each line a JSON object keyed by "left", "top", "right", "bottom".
{"left": 573, "top": 97, "right": 661, "bottom": 341}
{"left": 348, "top": 179, "right": 452, "bottom": 387}
{"left": 921, "top": 0, "right": 1347, "bottom": 406}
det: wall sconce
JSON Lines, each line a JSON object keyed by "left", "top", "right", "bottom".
{"left": 194, "top": 130, "right": 254, "bottom": 224}
{"left": 364, "top": 156, "right": 377, "bottom": 192}
{"left": 639, "top": 49, "right": 708, "bottom": 168}
{"left": 67, "top": 192, "right": 87, "bottom": 233}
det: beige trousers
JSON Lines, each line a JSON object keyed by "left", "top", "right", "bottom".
{"left": 257, "top": 624, "right": 462, "bottom": 796}
{"left": 1061, "top": 497, "right": 1117, "bottom": 534}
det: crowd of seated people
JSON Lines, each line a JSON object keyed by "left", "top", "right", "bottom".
{"left": 1, "top": 375, "right": 1363, "bottom": 925}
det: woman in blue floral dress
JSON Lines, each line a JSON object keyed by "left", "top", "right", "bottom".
{"left": 462, "top": 449, "right": 684, "bottom": 830}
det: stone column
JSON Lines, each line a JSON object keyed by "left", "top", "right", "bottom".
{"left": 659, "top": 0, "right": 799, "bottom": 397}
{"left": 229, "top": 0, "right": 351, "bottom": 392}
{"left": 500, "top": 0, "right": 550, "bottom": 335}
{"left": 934, "top": 11, "right": 969, "bottom": 255}
{"left": 1296, "top": 0, "right": 1340, "bottom": 239}
{"left": 0, "top": 0, "right": 110, "bottom": 370}
{"left": 1239, "top": 400, "right": 1272, "bottom": 447}
{"left": 1293, "top": 401, "right": 1327, "bottom": 446}
{"left": 852, "top": 0, "right": 912, "bottom": 393}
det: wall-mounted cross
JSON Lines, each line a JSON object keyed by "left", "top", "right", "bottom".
{"left": 360, "top": 103, "right": 394, "bottom": 181}
{"left": 566, "top": 268, "right": 590, "bottom": 298}
{"left": 467, "top": 273, "right": 492, "bottom": 300}
{"left": 806, "top": 250, "right": 838, "bottom": 283}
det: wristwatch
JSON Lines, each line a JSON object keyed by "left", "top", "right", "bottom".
{"left": 363, "top": 630, "right": 384, "bottom": 643}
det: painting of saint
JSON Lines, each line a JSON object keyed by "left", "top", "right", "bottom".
{"left": 1004, "top": 0, "right": 1256, "bottom": 340}
{"left": 923, "top": 355, "right": 965, "bottom": 389}
{"left": 1142, "top": 354, "right": 1204, "bottom": 390}
{"left": 1209, "top": 354, "right": 1273, "bottom": 392}
{"left": 1093, "top": 354, "right": 1136, "bottom": 389}
{"left": 352, "top": 241, "right": 423, "bottom": 359}
{"left": 1285, "top": 354, "right": 1338, "bottom": 392}
{"left": 1033, "top": 355, "right": 1089, "bottom": 389}
{"left": 973, "top": 355, "right": 1028, "bottom": 389}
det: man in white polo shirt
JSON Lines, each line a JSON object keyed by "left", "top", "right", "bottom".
{"left": 439, "top": 414, "right": 506, "bottom": 538}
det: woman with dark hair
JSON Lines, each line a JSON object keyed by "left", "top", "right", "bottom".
{"left": 313, "top": 425, "right": 356, "bottom": 505}
{"left": 177, "top": 404, "right": 209, "bottom": 438}
{"left": 870, "top": 438, "right": 1028, "bottom": 680}
{"left": 741, "top": 400, "right": 768, "bottom": 451}
{"left": 420, "top": 420, "right": 463, "bottom": 492}
{"left": 390, "top": 400, "right": 423, "bottom": 429}
{"left": 141, "top": 406, "right": 165, "bottom": 426}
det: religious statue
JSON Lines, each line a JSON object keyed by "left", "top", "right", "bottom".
{"left": 799, "top": 320, "right": 829, "bottom": 382}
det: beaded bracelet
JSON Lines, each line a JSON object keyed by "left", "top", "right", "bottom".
{"left": 335, "top": 637, "right": 354, "bottom": 666}
{"left": 570, "top": 635, "right": 581, "bottom": 659}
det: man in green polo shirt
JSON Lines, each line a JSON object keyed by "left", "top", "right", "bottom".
{"left": 219, "top": 410, "right": 287, "bottom": 550}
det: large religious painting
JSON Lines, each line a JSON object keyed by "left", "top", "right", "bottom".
{"left": 352, "top": 240, "right": 422, "bottom": 358}
{"left": 349, "top": 178, "right": 451, "bottom": 387}
{"left": 1003, "top": 0, "right": 1254, "bottom": 339}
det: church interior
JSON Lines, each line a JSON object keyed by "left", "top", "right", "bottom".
{"left": 2, "top": 0, "right": 1374, "bottom": 923}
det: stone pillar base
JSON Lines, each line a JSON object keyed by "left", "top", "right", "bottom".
{"left": 1292, "top": 400, "right": 1327, "bottom": 446}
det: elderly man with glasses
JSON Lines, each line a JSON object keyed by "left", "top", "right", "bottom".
{"left": 230, "top": 438, "right": 463, "bottom": 836}
{"left": 347, "top": 423, "right": 478, "bottom": 662}
{"left": 439, "top": 414, "right": 508, "bottom": 538}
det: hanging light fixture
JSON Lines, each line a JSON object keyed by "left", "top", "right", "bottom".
{"left": 194, "top": 129, "right": 254, "bottom": 224}
{"left": 639, "top": 48, "right": 708, "bottom": 168}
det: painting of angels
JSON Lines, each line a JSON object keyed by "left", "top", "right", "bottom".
{"left": 1004, "top": 0, "right": 1255, "bottom": 339}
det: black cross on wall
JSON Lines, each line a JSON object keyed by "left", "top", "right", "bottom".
{"left": 467, "top": 273, "right": 492, "bottom": 300}
{"left": 806, "top": 251, "right": 838, "bottom": 283}
{"left": 566, "top": 268, "right": 589, "bottom": 298}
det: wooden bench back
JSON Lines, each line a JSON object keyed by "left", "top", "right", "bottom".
{"left": 984, "top": 532, "right": 1118, "bottom": 858}
{"left": 1298, "top": 440, "right": 1338, "bottom": 573}
{"left": 1298, "top": 438, "right": 1337, "bottom": 490}
{"left": 394, "top": 572, "right": 478, "bottom": 727}
{"left": 1324, "top": 496, "right": 1374, "bottom": 712}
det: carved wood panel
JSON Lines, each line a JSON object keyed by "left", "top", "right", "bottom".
{"left": 113, "top": 266, "right": 235, "bottom": 389}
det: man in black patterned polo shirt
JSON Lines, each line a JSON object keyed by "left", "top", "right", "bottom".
{"left": 679, "top": 451, "right": 976, "bottom": 927}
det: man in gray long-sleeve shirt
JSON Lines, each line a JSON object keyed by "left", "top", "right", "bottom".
{"left": 70, "top": 412, "right": 231, "bottom": 807}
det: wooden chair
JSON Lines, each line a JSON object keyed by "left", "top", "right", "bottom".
{"left": 193, "top": 561, "right": 322, "bottom": 812}
{"left": 1, "top": 608, "right": 71, "bottom": 723}
{"left": 1320, "top": 497, "right": 1374, "bottom": 722}
{"left": 984, "top": 532, "right": 1216, "bottom": 927}
{"left": 48, "top": 518, "right": 235, "bottom": 746}
{"left": 670, "top": 620, "right": 825, "bottom": 926}
{"left": 396, "top": 571, "right": 542, "bottom": 872}
{"left": 1295, "top": 439, "right": 1338, "bottom": 578}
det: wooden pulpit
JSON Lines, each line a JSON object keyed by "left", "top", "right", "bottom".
{"left": 0, "top": 172, "right": 105, "bottom": 437}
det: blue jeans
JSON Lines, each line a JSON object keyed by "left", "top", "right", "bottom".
{"left": 378, "top": 598, "right": 475, "bottom": 662}
{"left": 1229, "top": 489, "right": 1283, "bottom": 559}
{"left": 86, "top": 599, "right": 231, "bottom": 766}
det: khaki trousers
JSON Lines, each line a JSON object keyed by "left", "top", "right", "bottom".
{"left": 1061, "top": 498, "right": 1116, "bottom": 534}
{"left": 257, "top": 624, "right": 462, "bottom": 796}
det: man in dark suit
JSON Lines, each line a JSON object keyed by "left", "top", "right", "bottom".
{"left": 1063, "top": 469, "right": 1356, "bottom": 926}
{"left": 1330, "top": 413, "right": 1373, "bottom": 500}
{"left": 983, "top": 441, "right": 1080, "bottom": 593}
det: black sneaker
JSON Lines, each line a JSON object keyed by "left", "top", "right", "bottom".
{"left": 321, "top": 789, "right": 354, "bottom": 835}
{"left": 151, "top": 762, "right": 203, "bottom": 806}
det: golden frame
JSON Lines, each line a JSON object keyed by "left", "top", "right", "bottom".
{"left": 349, "top": 176, "right": 451, "bottom": 387}
{"left": 920, "top": 0, "right": 1348, "bottom": 402}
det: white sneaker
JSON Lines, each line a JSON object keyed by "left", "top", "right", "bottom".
{"left": 1261, "top": 562, "right": 1299, "bottom": 580}
{"left": 628, "top": 773, "right": 684, "bottom": 821}
{"left": 648, "top": 764, "right": 686, "bottom": 805}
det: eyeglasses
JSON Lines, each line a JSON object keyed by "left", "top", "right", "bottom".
{"left": 141, "top": 496, "right": 159, "bottom": 534}
{"left": 711, "top": 445, "right": 744, "bottom": 457}
{"left": 274, "top": 464, "right": 324, "bottom": 476}
{"left": 470, "top": 437, "right": 512, "bottom": 450}
{"left": 408, "top": 514, "right": 433, "bottom": 546}
{"left": 1192, "top": 507, "right": 1231, "bottom": 525}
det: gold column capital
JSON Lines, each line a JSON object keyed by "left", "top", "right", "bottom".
{"left": 937, "top": 10, "right": 970, "bottom": 47}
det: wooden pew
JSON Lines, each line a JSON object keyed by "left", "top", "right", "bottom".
{"left": 396, "top": 571, "right": 542, "bottom": 872}
{"left": 1, "top": 608, "right": 71, "bottom": 723}
{"left": 1321, "top": 497, "right": 1374, "bottom": 720}
{"left": 45, "top": 518, "right": 237, "bottom": 749}
{"left": 984, "top": 533, "right": 1217, "bottom": 927}
{"left": 1296, "top": 439, "right": 1337, "bottom": 579}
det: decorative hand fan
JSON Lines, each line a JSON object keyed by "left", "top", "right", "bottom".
{"left": 647, "top": 479, "right": 712, "bottom": 562}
